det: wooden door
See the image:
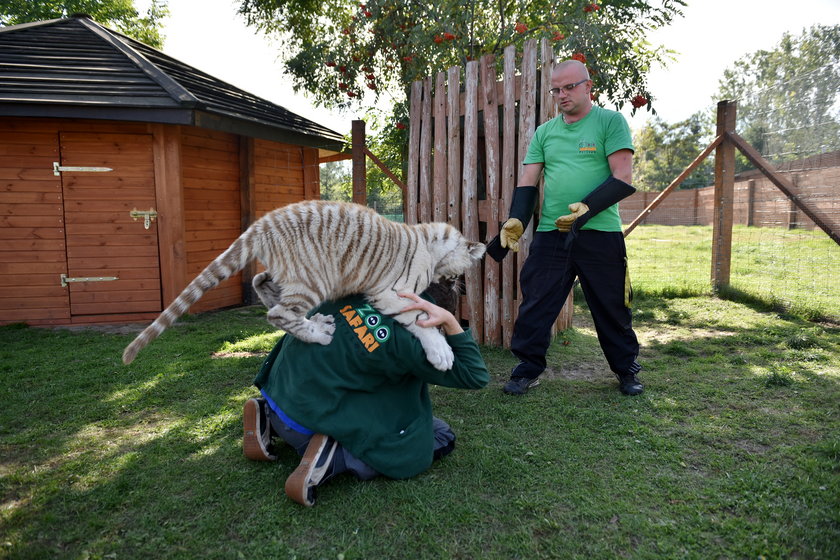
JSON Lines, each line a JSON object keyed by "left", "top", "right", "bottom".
{"left": 59, "top": 132, "right": 162, "bottom": 316}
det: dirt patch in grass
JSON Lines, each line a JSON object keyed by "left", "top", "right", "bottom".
{"left": 211, "top": 351, "right": 268, "bottom": 359}
{"left": 542, "top": 364, "right": 611, "bottom": 382}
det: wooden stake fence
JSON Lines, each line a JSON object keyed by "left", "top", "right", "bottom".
{"left": 360, "top": 59, "right": 840, "bottom": 347}
{"left": 403, "top": 38, "right": 572, "bottom": 347}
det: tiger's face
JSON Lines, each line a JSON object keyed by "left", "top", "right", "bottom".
{"left": 431, "top": 225, "right": 486, "bottom": 280}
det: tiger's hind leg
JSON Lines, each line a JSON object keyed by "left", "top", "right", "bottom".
{"left": 266, "top": 304, "right": 336, "bottom": 345}
{"left": 260, "top": 282, "right": 336, "bottom": 345}
{"left": 252, "top": 271, "right": 282, "bottom": 308}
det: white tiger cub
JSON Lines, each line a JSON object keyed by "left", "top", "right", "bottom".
{"left": 121, "top": 200, "right": 485, "bottom": 370}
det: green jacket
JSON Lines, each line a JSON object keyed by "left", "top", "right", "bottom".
{"left": 254, "top": 294, "right": 490, "bottom": 479}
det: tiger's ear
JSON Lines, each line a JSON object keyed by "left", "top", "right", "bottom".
{"left": 468, "top": 241, "right": 486, "bottom": 259}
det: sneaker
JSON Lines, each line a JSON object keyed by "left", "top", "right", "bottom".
{"left": 285, "top": 434, "right": 338, "bottom": 507}
{"left": 616, "top": 373, "right": 644, "bottom": 396}
{"left": 243, "top": 398, "right": 277, "bottom": 461}
{"left": 502, "top": 376, "right": 540, "bottom": 395}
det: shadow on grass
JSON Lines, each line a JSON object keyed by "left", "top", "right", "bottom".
{"left": 716, "top": 285, "right": 839, "bottom": 324}
{"left": 2, "top": 296, "right": 839, "bottom": 559}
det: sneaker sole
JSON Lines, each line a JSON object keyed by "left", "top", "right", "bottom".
{"left": 243, "top": 399, "right": 276, "bottom": 461}
{"left": 285, "top": 433, "right": 331, "bottom": 507}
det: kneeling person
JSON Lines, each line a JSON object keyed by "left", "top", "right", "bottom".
{"left": 243, "top": 275, "right": 489, "bottom": 506}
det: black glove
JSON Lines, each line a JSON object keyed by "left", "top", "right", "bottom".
{"left": 486, "top": 186, "right": 538, "bottom": 262}
{"left": 557, "top": 176, "right": 635, "bottom": 247}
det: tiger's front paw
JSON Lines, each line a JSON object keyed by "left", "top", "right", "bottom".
{"left": 306, "top": 313, "right": 336, "bottom": 345}
{"left": 423, "top": 339, "right": 455, "bottom": 371}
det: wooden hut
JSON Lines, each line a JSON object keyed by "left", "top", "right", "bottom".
{"left": 0, "top": 15, "right": 347, "bottom": 326}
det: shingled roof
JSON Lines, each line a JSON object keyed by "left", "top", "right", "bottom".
{"left": 0, "top": 15, "right": 346, "bottom": 155}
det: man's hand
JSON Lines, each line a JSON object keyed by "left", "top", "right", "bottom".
{"left": 554, "top": 202, "right": 590, "bottom": 232}
{"left": 499, "top": 218, "right": 524, "bottom": 252}
{"left": 398, "top": 292, "right": 463, "bottom": 335}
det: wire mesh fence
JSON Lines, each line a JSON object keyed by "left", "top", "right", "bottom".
{"left": 621, "top": 68, "right": 840, "bottom": 322}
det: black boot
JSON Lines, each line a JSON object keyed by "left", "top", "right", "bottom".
{"left": 616, "top": 372, "right": 644, "bottom": 396}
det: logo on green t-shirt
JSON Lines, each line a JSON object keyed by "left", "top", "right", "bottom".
{"left": 339, "top": 303, "right": 391, "bottom": 353}
{"left": 578, "top": 140, "right": 597, "bottom": 154}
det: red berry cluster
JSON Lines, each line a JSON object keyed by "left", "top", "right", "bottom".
{"left": 514, "top": 22, "right": 528, "bottom": 34}
{"left": 433, "top": 32, "right": 457, "bottom": 43}
{"left": 571, "top": 52, "right": 587, "bottom": 64}
{"left": 583, "top": 3, "right": 601, "bottom": 12}
{"left": 631, "top": 95, "right": 648, "bottom": 108}
{"left": 326, "top": 3, "right": 395, "bottom": 98}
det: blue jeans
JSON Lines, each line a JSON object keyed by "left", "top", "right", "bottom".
{"left": 266, "top": 407, "right": 456, "bottom": 481}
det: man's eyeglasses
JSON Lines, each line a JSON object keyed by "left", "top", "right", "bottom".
{"left": 549, "top": 79, "right": 588, "bottom": 96}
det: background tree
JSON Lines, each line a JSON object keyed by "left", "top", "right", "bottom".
{"left": 363, "top": 115, "right": 407, "bottom": 218}
{"left": 320, "top": 117, "right": 405, "bottom": 219}
{"left": 715, "top": 24, "right": 840, "bottom": 169}
{"left": 319, "top": 160, "right": 352, "bottom": 202}
{"left": 237, "top": 0, "right": 685, "bottom": 114}
{"left": 632, "top": 113, "right": 714, "bottom": 191}
{"left": 238, "top": 0, "right": 686, "bottom": 210}
{"left": 0, "top": 0, "right": 169, "bottom": 48}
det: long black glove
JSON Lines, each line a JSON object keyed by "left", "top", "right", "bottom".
{"left": 555, "top": 176, "right": 635, "bottom": 244}
{"left": 486, "top": 186, "right": 538, "bottom": 262}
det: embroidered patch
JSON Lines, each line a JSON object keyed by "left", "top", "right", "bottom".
{"left": 578, "top": 140, "right": 597, "bottom": 153}
{"left": 339, "top": 304, "right": 389, "bottom": 352}
{"left": 359, "top": 304, "right": 391, "bottom": 343}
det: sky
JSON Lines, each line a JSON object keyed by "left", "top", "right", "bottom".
{"left": 142, "top": 0, "right": 840, "bottom": 135}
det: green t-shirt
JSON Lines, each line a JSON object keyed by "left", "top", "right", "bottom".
{"left": 524, "top": 105, "right": 634, "bottom": 232}
{"left": 253, "top": 295, "right": 489, "bottom": 479}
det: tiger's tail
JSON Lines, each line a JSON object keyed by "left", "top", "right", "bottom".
{"left": 122, "top": 232, "right": 253, "bottom": 364}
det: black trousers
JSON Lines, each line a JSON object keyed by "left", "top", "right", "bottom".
{"left": 510, "top": 229, "right": 640, "bottom": 379}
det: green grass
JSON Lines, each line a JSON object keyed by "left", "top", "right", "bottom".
{"left": 626, "top": 224, "right": 840, "bottom": 321}
{"left": 2, "top": 293, "right": 839, "bottom": 559}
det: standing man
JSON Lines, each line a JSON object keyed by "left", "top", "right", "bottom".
{"left": 487, "top": 59, "right": 643, "bottom": 397}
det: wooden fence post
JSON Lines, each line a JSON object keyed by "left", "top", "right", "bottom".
{"left": 446, "top": 66, "right": 462, "bottom": 229}
{"left": 462, "top": 60, "right": 483, "bottom": 342}
{"left": 406, "top": 82, "right": 423, "bottom": 224}
{"left": 480, "top": 53, "right": 502, "bottom": 345}
{"left": 351, "top": 119, "right": 366, "bottom": 205}
{"left": 419, "top": 77, "right": 433, "bottom": 223}
{"left": 711, "top": 100, "right": 737, "bottom": 290}
{"left": 433, "top": 72, "right": 448, "bottom": 223}
{"left": 501, "top": 45, "right": 517, "bottom": 346}
{"left": 516, "top": 40, "right": 538, "bottom": 267}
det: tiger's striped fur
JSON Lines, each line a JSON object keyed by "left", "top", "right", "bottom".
{"left": 122, "top": 200, "right": 485, "bottom": 370}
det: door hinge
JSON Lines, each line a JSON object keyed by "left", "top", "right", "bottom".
{"left": 60, "top": 274, "right": 119, "bottom": 287}
{"left": 53, "top": 162, "right": 113, "bottom": 176}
